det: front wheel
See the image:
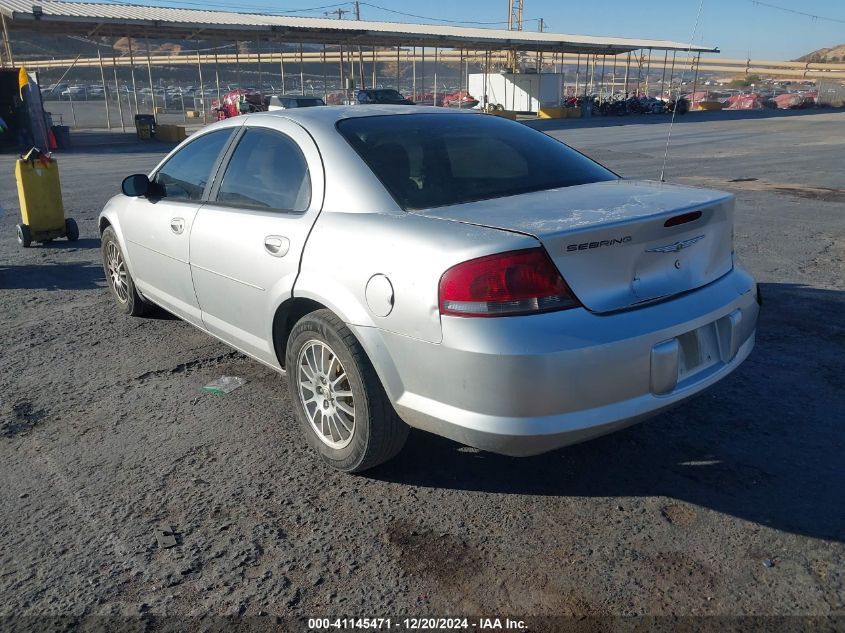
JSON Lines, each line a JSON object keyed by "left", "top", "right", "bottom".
{"left": 286, "top": 309, "right": 408, "bottom": 473}
{"left": 101, "top": 227, "right": 152, "bottom": 316}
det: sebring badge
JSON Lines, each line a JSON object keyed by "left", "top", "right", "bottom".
{"left": 646, "top": 235, "right": 705, "bottom": 254}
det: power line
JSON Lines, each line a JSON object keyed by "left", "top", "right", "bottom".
{"left": 46, "top": 0, "right": 547, "bottom": 27}
{"left": 90, "top": 0, "right": 356, "bottom": 16}
{"left": 358, "top": 2, "right": 542, "bottom": 26}
{"left": 749, "top": 0, "right": 845, "bottom": 25}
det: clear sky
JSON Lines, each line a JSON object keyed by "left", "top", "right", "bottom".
{"left": 144, "top": 0, "right": 844, "bottom": 61}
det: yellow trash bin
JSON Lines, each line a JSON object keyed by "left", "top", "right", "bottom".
{"left": 15, "top": 157, "right": 78, "bottom": 247}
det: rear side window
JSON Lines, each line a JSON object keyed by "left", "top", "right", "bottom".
{"left": 215, "top": 128, "right": 311, "bottom": 212}
{"left": 155, "top": 129, "right": 232, "bottom": 201}
{"left": 337, "top": 113, "right": 617, "bottom": 210}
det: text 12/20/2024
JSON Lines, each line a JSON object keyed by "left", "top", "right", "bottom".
{"left": 308, "top": 618, "right": 528, "bottom": 630}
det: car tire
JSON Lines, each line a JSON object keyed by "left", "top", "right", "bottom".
{"left": 65, "top": 218, "right": 79, "bottom": 242}
{"left": 16, "top": 224, "right": 32, "bottom": 248}
{"left": 286, "top": 309, "right": 408, "bottom": 473}
{"left": 101, "top": 226, "right": 152, "bottom": 316}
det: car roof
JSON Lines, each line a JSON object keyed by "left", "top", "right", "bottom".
{"left": 270, "top": 94, "right": 325, "bottom": 99}
{"left": 244, "top": 104, "right": 476, "bottom": 128}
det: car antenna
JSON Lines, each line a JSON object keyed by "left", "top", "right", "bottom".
{"left": 659, "top": 0, "right": 706, "bottom": 183}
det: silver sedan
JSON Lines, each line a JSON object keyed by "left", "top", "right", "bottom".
{"left": 99, "top": 105, "right": 759, "bottom": 472}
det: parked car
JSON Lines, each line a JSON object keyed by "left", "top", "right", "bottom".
{"left": 100, "top": 106, "right": 759, "bottom": 472}
{"left": 265, "top": 95, "right": 326, "bottom": 110}
{"left": 60, "top": 85, "right": 87, "bottom": 100}
{"left": 355, "top": 88, "right": 414, "bottom": 105}
{"left": 43, "top": 83, "right": 68, "bottom": 98}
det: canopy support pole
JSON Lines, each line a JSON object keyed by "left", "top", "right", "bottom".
{"left": 458, "top": 48, "right": 464, "bottom": 109}
{"left": 1, "top": 12, "right": 13, "bottom": 67}
{"left": 420, "top": 46, "right": 425, "bottom": 102}
{"left": 280, "top": 45, "right": 286, "bottom": 93}
{"left": 214, "top": 52, "right": 221, "bottom": 104}
{"left": 433, "top": 47, "right": 438, "bottom": 106}
{"left": 299, "top": 43, "right": 304, "bottom": 94}
{"left": 574, "top": 54, "right": 580, "bottom": 98}
{"left": 98, "top": 50, "right": 111, "bottom": 129}
{"left": 611, "top": 54, "right": 617, "bottom": 96}
{"left": 623, "top": 52, "right": 630, "bottom": 98}
{"left": 690, "top": 53, "right": 701, "bottom": 109}
{"left": 667, "top": 51, "right": 676, "bottom": 98}
{"left": 338, "top": 44, "right": 344, "bottom": 92}
{"left": 111, "top": 52, "right": 126, "bottom": 132}
{"left": 482, "top": 49, "right": 488, "bottom": 109}
{"left": 235, "top": 41, "right": 241, "bottom": 87}
{"left": 196, "top": 45, "right": 206, "bottom": 123}
{"left": 127, "top": 35, "right": 139, "bottom": 115}
{"left": 145, "top": 36, "right": 156, "bottom": 114}
{"left": 357, "top": 44, "right": 365, "bottom": 90}
{"left": 323, "top": 44, "right": 328, "bottom": 100}
{"left": 599, "top": 55, "right": 606, "bottom": 101}
{"left": 257, "top": 37, "right": 262, "bottom": 94}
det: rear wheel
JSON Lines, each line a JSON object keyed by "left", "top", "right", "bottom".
{"left": 286, "top": 309, "right": 408, "bottom": 472}
{"left": 101, "top": 227, "right": 152, "bottom": 316}
{"left": 65, "top": 218, "right": 79, "bottom": 242}
{"left": 16, "top": 224, "right": 32, "bottom": 248}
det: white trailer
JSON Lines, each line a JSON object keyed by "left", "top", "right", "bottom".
{"left": 468, "top": 73, "right": 563, "bottom": 112}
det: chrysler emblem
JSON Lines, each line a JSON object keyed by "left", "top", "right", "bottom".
{"left": 646, "top": 235, "right": 705, "bottom": 254}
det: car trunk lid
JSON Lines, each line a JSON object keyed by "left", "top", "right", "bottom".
{"left": 417, "top": 180, "right": 735, "bottom": 313}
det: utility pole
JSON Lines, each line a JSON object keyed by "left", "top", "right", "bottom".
{"left": 325, "top": 8, "right": 349, "bottom": 19}
{"left": 507, "top": 0, "right": 523, "bottom": 72}
{"left": 326, "top": 6, "right": 353, "bottom": 91}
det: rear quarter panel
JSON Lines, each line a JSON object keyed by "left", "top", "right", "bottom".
{"left": 295, "top": 211, "right": 538, "bottom": 344}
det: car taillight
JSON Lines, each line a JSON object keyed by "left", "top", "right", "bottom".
{"left": 439, "top": 248, "right": 580, "bottom": 317}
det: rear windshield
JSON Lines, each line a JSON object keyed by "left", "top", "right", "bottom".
{"left": 294, "top": 98, "right": 325, "bottom": 107}
{"left": 337, "top": 113, "right": 617, "bottom": 210}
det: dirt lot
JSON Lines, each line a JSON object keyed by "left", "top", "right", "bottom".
{"left": 0, "top": 110, "right": 843, "bottom": 629}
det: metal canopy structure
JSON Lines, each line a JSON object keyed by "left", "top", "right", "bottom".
{"left": 0, "top": 0, "right": 719, "bottom": 55}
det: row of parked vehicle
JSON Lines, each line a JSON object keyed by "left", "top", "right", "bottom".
{"left": 213, "top": 88, "right": 431, "bottom": 119}
{"left": 41, "top": 82, "right": 262, "bottom": 101}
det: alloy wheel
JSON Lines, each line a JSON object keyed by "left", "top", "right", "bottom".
{"left": 296, "top": 339, "right": 356, "bottom": 449}
{"left": 107, "top": 242, "right": 129, "bottom": 303}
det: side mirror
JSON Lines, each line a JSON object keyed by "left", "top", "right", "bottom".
{"left": 122, "top": 173, "right": 151, "bottom": 197}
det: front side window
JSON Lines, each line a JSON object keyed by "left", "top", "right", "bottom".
{"left": 215, "top": 128, "right": 311, "bottom": 212}
{"left": 154, "top": 129, "right": 233, "bottom": 201}
{"left": 338, "top": 113, "right": 617, "bottom": 210}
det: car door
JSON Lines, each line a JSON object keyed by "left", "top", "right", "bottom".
{"left": 189, "top": 119, "right": 325, "bottom": 366}
{"left": 119, "top": 127, "right": 236, "bottom": 325}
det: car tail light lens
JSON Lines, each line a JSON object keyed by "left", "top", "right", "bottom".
{"left": 439, "top": 248, "right": 580, "bottom": 317}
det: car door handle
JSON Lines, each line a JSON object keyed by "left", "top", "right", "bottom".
{"left": 264, "top": 235, "right": 290, "bottom": 257}
{"left": 170, "top": 217, "right": 185, "bottom": 234}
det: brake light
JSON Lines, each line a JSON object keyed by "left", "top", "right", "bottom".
{"left": 439, "top": 248, "right": 580, "bottom": 317}
{"left": 664, "top": 210, "right": 702, "bottom": 227}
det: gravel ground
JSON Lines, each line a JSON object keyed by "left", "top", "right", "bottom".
{"left": 0, "top": 110, "right": 842, "bottom": 630}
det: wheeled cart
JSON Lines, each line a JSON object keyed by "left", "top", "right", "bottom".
{"left": 14, "top": 156, "right": 78, "bottom": 247}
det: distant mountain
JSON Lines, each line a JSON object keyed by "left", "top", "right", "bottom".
{"left": 795, "top": 44, "right": 845, "bottom": 63}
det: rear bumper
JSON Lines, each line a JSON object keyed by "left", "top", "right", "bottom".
{"left": 355, "top": 265, "right": 759, "bottom": 456}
